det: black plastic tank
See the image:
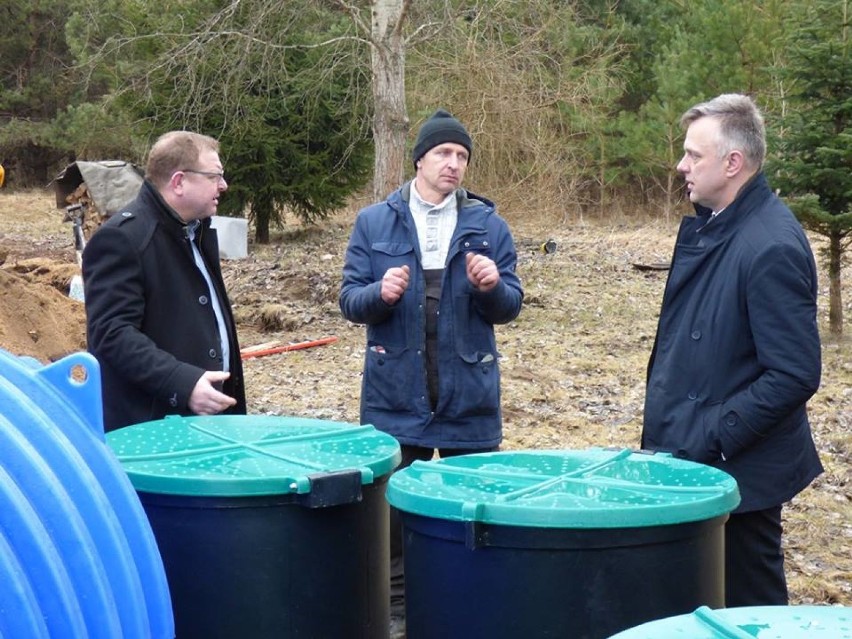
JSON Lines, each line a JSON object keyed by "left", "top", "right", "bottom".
{"left": 108, "top": 414, "right": 401, "bottom": 639}
{"left": 386, "top": 447, "right": 740, "bottom": 639}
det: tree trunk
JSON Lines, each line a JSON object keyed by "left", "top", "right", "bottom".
{"left": 828, "top": 230, "right": 843, "bottom": 335}
{"left": 370, "top": 0, "right": 410, "bottom": 202}
{"left": 664, "top": 168, "right": 674, "bottom": 222}
{"left": 598, "top": 134, "right": 606, "bottom": 217}
{"left": 665, "top": 126, "right": 676, "bottom": 222}
{"left": 253, "top": 199, "right": 272, "bottom": 244}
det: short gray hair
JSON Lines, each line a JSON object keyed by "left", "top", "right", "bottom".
{"left": 681, "top": 94, "right": 766, "bottom": 168}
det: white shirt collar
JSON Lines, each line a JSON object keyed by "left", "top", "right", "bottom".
{"left": 411, "top": 181, "right": 456, "bottom": 212}
{"left": 410, "top": 181, "right": 458, "bottom": 269}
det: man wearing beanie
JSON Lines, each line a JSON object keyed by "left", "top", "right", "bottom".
{"left": 340, "top": 108, "right": 523, "bottom": 634}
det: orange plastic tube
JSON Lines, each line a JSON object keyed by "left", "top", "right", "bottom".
{"left": 240, "top": 336, "right": 338, "bottom": 360}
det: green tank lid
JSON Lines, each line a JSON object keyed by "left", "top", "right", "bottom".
{"left": 609, "top": 605, "right": 852, "bottom": 638}
{"left": 107, "top": 415, "right": 401, "bottom": 498}
{"left": 386, "top": 448, "right": 740, "bottom": 528}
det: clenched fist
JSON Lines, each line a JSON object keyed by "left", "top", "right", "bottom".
{"left": 381, "top": 264, "right": 410, "bottom": 305}
{"left": 466, "top": 252, "right": 500, "bottom": 292}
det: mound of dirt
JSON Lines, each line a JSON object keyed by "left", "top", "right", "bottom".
{"left": 0, "top": 267, "right": 86, "bottom": 362}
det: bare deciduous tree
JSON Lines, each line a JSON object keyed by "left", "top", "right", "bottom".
{"left": 357, "top": 0, "right": 409, "bottom": 199}
{"left": 73, "top": 0, "right": 625, "bottom": 222}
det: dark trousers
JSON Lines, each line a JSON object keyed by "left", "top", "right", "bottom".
{"left": 725, "top": 505, "right": 788, "bottom": 607}
{"left": 390, "top": 444, "right": 498, "bottom": 616}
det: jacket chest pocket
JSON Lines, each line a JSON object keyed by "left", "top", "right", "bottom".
{"left": 371, "top": 241, "right": 414, "bottom": 278}
{"left": 458, "top": 232, "right": 492, "bottom": 259}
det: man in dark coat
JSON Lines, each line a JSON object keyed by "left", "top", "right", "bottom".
{"left": 83, "top": 131, "right": 246, "bottom": 432}
{"left": 642, "top": 94, "right": 823, "bottom": 607}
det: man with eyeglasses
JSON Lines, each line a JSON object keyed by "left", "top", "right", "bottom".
{"left": 83, "top": 130, "right": 246, "bottom": 431}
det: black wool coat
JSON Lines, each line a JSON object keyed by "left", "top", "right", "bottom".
{"left": 642, "top": 173, "right": 823, "bottom": 513}
{"left": 82, "top": 181, "right": 246, "bottom": 431}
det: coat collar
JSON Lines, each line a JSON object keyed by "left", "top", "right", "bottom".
{"left": 690, "top": 172, "right": 770, "bottom": 236}
{"left": 392, "top": 180, "right": 494, "bottom": 215}
{"left": 137, "top": 180, "right": 212, "bottom": 236}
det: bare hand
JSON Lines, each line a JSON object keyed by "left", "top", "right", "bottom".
{"left": 381, "top": 265, "right": 410, "bottom": 305}
{"left": 188, "top": 370, "right": 238, "bottom": 415}
{"left": 466, "top": 252, "right": 500, "bottom": 292}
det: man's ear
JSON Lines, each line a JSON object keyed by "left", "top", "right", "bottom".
{"left": 169, "top": 171, "right": 185, "bottom": 194}
{"left": 726, "top": 150, "right": 746, "bottom": 177}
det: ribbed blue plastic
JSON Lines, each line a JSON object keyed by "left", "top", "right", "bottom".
{"left": 0, "top": 348, "right": 174, "bottom": 639}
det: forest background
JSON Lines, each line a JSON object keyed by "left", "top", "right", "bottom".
{"left": 3, "top": 0, "right": 850, "bottom": 329}
{"left": 4, "top": 0, "right": 848, "bottom": 330}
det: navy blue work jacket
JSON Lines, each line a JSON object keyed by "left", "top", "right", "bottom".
{"left": 339, "top": 182, "right": 523, "bottom": 449}
{"left": 642, "top": 173, "right": 823, "bottom": 512}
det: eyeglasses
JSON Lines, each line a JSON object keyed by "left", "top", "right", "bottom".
{"left": 181, "top": 169, "right": 226, "bottom": 182}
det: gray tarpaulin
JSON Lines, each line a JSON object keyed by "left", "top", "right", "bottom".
{"left": 53, "top": 161, "right": 144, "bottom": 216}
{"left": 52, "top": 160, "right": 247, "bottom": 259}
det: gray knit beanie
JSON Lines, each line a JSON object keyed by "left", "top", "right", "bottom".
{"left": 412, "top": 109, "right": 473, "bottom": 169}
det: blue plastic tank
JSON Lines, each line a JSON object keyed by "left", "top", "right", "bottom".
{"left": 0, "top": 348, "right": 174, "bottom": 639}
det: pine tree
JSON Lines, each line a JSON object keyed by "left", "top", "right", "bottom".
{"left": 768, "top": 0, "right": 852, "bottom": 335}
